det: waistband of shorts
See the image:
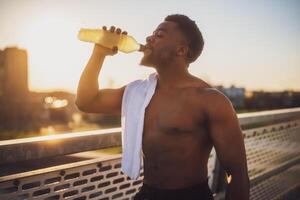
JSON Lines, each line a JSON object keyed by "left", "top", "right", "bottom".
{"left": 141, "top": 178, "right": 210, "bottom": 193}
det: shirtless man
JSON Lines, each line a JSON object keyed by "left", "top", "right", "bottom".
{"left": 76, "top": 14, "right": 249, "bottom": 200}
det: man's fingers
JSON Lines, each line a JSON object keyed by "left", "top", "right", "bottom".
{"left": 116, "top": 28, "right": 121, "bottom": 34}
{"left": 110, "top": 26, "right": 116, "bottom": 32}
{"left": 102, "top": 26, "right": 123, "bottom": 35}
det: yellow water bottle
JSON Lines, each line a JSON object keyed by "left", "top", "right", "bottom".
{"left": 78, "top": 28, "right": 143, "bottom": 53}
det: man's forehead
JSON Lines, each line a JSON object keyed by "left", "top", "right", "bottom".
{"left": 155, "top": 21, "right": 178, "bottom": 32}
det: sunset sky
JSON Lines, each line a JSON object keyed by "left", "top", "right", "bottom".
{"left": 0, "top": 0, "right": 299, "bottom": 93}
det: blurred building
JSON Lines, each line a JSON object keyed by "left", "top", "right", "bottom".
{"left": 1, "top": 47, "right": 28, "bottom": 97}
{"left": 0, "top": 47, "right": 30, "bottom": 130}
{"left": 244, "top": 90, "right": 300, "bottom": 110}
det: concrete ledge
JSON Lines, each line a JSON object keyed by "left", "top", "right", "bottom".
{"left": 238, "top": 107, "right": 300, "bottom": 129}
{"left": 0, "top": 128, "right": 121, "bottom": 164}
{"left": 0, "top": 153, "right": 121, "bottom": 182}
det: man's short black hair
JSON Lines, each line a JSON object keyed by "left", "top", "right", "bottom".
{"left": 165, "top": 14, "right": 204, "bottom": 64}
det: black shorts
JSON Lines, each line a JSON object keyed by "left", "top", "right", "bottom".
{"left": 133, "top": 178, "right": 214, "bottom": 200}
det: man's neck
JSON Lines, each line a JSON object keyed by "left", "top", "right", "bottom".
{"left": 155, "top": 63, "right": 192, "bottom": 91}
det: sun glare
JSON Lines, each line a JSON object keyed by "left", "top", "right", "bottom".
{"left": 20, "top": 12, "right": 83, "bottom": 93}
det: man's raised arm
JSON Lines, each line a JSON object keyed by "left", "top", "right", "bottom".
{"left": 205, "top": 90, "right": 250, "bottom": 200}
{"left": 76, "top": 26, "right": 127, "bottom": 115}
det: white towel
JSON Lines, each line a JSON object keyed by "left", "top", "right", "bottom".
{"left": 121, "top": 72, "right": 158, "bottom": 180}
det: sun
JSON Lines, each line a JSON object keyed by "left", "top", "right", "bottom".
{"left": 19, "top": 13, "right": 84, "bottom": 93}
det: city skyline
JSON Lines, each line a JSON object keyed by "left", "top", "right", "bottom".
{"left": 0, "top": 0, "right": 299, "bottom": 93}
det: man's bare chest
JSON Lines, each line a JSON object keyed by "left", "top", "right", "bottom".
{"left": 143, "top": 91, "right": 204, "bottom": 135}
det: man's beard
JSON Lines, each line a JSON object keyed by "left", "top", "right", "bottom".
{"left": 139, "top": 47, "right": 176, "bottom": 67}
{"left": 139, "top": 48, "right": 155, "bottom": 67}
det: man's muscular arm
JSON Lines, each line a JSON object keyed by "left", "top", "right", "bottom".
{"left": 76, "top": 26, "right": 127, "bottom": 115}
{"left": 205, "top": 89, "right": 249, "bottom": 200}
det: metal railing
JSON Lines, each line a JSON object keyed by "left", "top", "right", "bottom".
{"left": 0, "top": 107, "right": 300, "bottom": 200}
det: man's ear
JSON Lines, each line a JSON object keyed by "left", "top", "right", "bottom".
{"left": 176, "top": 45, "right": 189, "bottom": 57}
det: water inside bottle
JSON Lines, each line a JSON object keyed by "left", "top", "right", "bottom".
{"left": 78, "top": 28, "right": 143, "bottom": 53}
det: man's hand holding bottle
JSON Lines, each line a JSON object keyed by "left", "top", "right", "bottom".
{"left": 92, "top": 26, "right": 128, "bottom": 57}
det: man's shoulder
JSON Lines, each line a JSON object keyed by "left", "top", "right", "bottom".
{"left": 190, "top": 85, "right": 233, "bottom": 112}
{"left": 185, "top": 80, "right": 222, "bottom": 98}
{"left": 184, "top": 76, "right": 219, "bottom": 96}
{"left": 195, "top": 86, "right": 227, "bottom": 99}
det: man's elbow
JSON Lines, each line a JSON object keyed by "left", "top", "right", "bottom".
{"left": 75, "top": 98, "right": 90, "bottom": 113}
